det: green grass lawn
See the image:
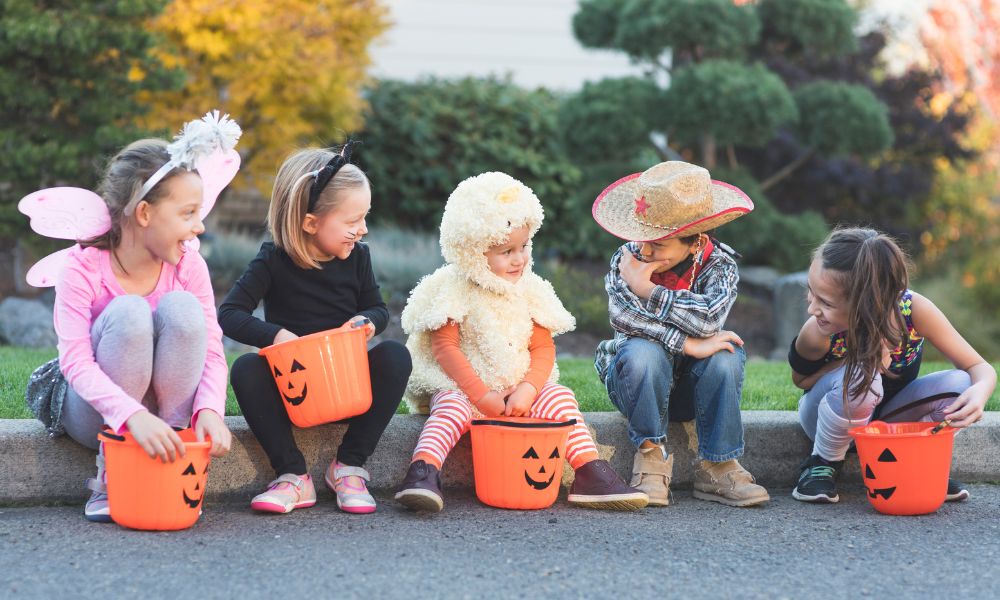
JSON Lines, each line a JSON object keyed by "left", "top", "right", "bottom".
{"left": 2, "top": 346, "right": 997, "bottom": 419}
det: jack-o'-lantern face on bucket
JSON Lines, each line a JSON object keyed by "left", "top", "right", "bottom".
{"left": 181, "top": 460, "right": 209, "bottom": 509}
{"left": 522, "top": 445, "right": 560, "bottom": 490}
{"left": 863, "top": 447, "right": 898, "bottom": 501}
{"left": 273, "top": 359, "right": 308, "bottom": 406}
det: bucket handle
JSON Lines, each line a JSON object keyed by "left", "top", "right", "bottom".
{"left": 471, "top": 418, "right": 577, "bottom": 428}
{"left": 98, "top": 429, "right": 126, "bottom": 442}
{"left": 98, "top": 426, "right": 186, "bottom": 443}
{"left": 929, "top": 419, "right": 953, "bottom": 435}
{"left": 877, "top": 392, "right": 959, "bottom": 422}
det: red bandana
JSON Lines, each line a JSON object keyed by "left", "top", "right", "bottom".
{"left": 649, "top": 238, "right": 714, "bottom": 291}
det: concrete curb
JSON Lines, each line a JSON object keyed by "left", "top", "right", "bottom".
{"left": 3, "top": 412, "right": 999, "bottom": 504}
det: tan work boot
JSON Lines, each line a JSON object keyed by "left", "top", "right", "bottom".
{"left": 630, "top": 445, "right": 673, "bottom": 507}
{"left": 693, "top": 459, "right": 769, "bottom": 507}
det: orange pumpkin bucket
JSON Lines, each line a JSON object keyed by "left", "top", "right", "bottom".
{"left": 258, "top": 323, "right": 372, "bottom": 428}
{"left": 848, "top": 421, "right": 956, "bottom": 516}
{"left": 469, "top": 417, "right": 576, "bottom": 510}
{"left": 98, "top": 428, "right": 211, "bottom": 531}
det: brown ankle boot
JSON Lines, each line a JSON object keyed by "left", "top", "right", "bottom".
{"left": 568, "top": 459, "right": 649, "bottom": 511}
{"left": 630, "top": 446, "right": 672, "bottom": 507}
{"left": 692, "top": 459, "right": 769, "bottom": 507}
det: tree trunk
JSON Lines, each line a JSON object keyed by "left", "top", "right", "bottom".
{"left": 726, "top": 144, "right": 739, "bottom": 169}
{"left": 760, "top": 148, "right": 816, "bottom": 191}
{"left": 701, "top": 134, "right": 716, "bottom": 170}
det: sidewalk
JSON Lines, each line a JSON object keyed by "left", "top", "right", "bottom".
{"left": 3, "top": 412, "right": 998, "bottom": 503}
{"left": 4, "top": 486, "right": 998, "bottom": 600}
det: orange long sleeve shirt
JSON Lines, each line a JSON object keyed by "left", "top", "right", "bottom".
{"left": 430, "top": 321, "right": 556, "bottom": 404}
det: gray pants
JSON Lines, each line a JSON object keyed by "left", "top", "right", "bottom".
{"left": 62, "top": 292, "right": 208, "bottom": 450}
{"left": 799, "top": 365, "right": 971, "bottom": 461}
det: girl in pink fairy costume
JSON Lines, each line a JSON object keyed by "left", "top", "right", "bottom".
{"left": 21, "top": 111, "right": 242, "bottom": 521}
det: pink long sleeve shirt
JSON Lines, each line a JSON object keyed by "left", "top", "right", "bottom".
{"left": 54, "top": 245, "right": 228, "bottom": 433}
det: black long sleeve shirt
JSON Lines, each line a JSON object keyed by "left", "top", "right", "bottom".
{"left": 218, "top": 242, "right": 389, "bottom": 349}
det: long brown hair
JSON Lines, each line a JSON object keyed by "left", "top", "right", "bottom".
{"left": 816, "top": 227, "right": 911, "bottom": 406}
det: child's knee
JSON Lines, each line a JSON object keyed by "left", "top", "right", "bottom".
{"left": 370, "top": 339, "right": 412, "bottom": 375}
{"left": 231, "top": 353, "right": 271, "bottom": 388}
{"left": 701, "top": 346, "right": 746, "bottom": 383}
{"left": 158, "top": 290, "right": 200, "bottom": 313}
{"left": 616, "top": 338, "right": 671, "bottom": 378}
{"left": 444, "top": 401, "right": 473, "bottom": 424}
{"left": 937, "top": 369, "right": 972, "bottom": 394}
{"left": 432, "top": 393, "right": 473, "bottom": 421}
{"left": 103, "top": 295, "right": 153, "bottom": 337}
{"left": 155, "top": 292, "right": 205, "bottom": 338}
{"left": 825, "top": 393, "right": 877, "bottom": 422}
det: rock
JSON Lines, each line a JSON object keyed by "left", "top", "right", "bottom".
{"left": 770, "top": 271, "right": 809, "bottom": 360}
{"left": 0, "top": 297, "right": 56, "bottom": 348}
{"left": 739, "top": 266, "right": 781, "bottom": 292}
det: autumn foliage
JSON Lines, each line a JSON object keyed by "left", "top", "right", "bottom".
{"left": 142, "top": 0, "right": 389, "bottom": 193}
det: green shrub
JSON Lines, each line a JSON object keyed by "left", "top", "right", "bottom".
{"left": 358, "top": 76, "right": 581, "bottom": 237}
{"left": 711, "top": 167, "right": 828, "bottom": 271}
{"left": 201, "top": 232, "right": 263, "bottom": 295}
{"left": 915, "top": 269, "right": 1000, "bottom": 362}
{"left": 366, "top": 226, "right": 443, "bottom": 303}
{"left": 665, "top": 60, "right": 798, "bottom": 148}
{"left": 536, "top": 260, "right": 611, "bottom": 337}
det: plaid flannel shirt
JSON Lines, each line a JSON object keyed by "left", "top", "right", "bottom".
{"left": 594, "top": 242, "right": 740, "bottom": 384}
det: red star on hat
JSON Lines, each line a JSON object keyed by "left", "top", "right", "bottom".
{"left": 634, "top": 195, "right": 650, "bottom": 216}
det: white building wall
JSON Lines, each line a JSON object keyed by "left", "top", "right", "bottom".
{"left": 369, "top": 0, "right": 644, "bottom": 90}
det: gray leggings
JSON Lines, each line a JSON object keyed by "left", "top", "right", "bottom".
{"left": 798, "top": 365, "right": 971, "bottom": 461}
{"left": 62, "top": 292, "right": 207, "bottom": 450}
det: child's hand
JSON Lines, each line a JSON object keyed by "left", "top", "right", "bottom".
{"left": 126, "top": 411, "right": 186, "bottom": 463}
{"left": 943, "top": 382, "right": 990, "bottom": 428}
{"left": 683, "top": 331, "right": 744, "bottom": 359}
{"left": 194, "top": 409, "right": 232, "bottom": 457}
{"left": 619, "top": 252, "right": 664, "bottom": 300}
{"left": 273, "top": 329, "right": 298, "bottom": 345}
{"left": 476, "top": 389, "right": 511, "bottom": 417}
{"left": 503, "top": 382, "right": 537, "bottom": 417}
{"left": 345, "top": 315, "right": 376, "bottom": 340}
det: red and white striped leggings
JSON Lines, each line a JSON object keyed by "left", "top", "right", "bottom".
{"left": 412, "top": 383, "right": 600, "bottom": 470}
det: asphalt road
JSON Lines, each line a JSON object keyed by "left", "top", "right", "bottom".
{"left": 2, "top": 484, "right": 999, "bottom": 599}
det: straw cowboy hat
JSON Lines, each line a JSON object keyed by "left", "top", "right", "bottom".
{"left": 592, "top": 161, "right": 754, "bottom": 242}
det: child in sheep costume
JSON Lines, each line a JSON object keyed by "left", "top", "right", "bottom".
{"left": 395, "top": 172, "right": 648, "bottom": 512}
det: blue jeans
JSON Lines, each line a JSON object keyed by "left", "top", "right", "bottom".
{"left": 604, "top": 337, "right": 746, "bottom": 461}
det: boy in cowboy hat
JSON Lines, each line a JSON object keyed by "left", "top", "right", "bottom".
{"left": 592, "top": 161, "right": 769, "bottom": 508}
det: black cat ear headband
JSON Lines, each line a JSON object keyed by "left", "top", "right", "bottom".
{"left": 307, "top": 140, "right": 359, "bottom": 213}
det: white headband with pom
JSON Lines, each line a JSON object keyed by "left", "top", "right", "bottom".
{"left": 125, "top": 110, "right": 242, "bottom": 215}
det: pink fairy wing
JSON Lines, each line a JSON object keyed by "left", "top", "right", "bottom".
{"left": 18, "top": 188, "right": 111, "bottom": 288}
{"left": 26, "top": 246, "right": 74, "bottom": 288}
{"left": 18, "top": 187, "right": 111, "bottom": 241}
{"left": 196, "top": 148, "right": 241, "bottom": 219}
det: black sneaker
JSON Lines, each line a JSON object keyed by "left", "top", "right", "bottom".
{"left": 946, "top": 478, "right": 970, "bottom": 502}
{"left": 394, "top": 460, "right": 444, "bottom": 512}
{"left": 792, "top": 454, "right": 842, "bottom": 503}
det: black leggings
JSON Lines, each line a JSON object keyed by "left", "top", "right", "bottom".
{"left": 231, "top": 340, "right": 411, "bottom": 476}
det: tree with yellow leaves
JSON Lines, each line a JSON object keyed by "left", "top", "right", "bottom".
{"left": 142, "top": 0, "right": 388, "bottom": 193}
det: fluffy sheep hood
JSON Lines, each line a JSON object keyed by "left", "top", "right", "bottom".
{"left": 401, "top": 171, "right": 576, "bottom": 412}
{"left": 439, "top": 171, "right": 544, "bottom": 294}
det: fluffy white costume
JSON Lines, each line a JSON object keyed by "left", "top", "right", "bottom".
{"left": 402, "top": 172, "right": 576, "bottom": 414}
